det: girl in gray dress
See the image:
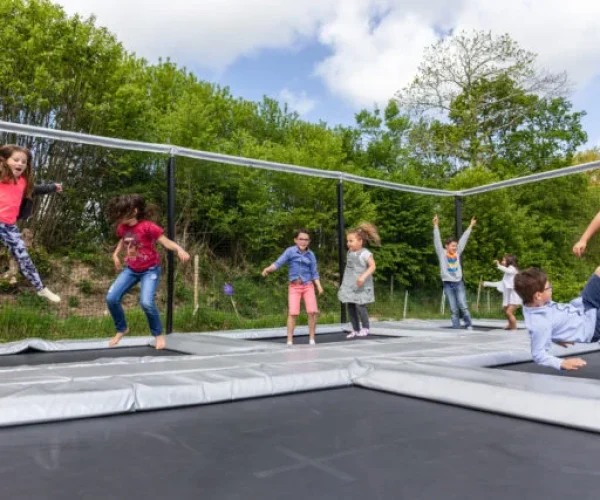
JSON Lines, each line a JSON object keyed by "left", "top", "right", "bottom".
{"left": 338, "top": 223, "right": 381, "bottom": 338}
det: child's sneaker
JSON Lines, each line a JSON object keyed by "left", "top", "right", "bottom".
{"left": 357, "top": 328, "right": 369, "bottom": 337}
{"left": 465, "top": 326, "right": 473, "bottom": 331}
{"left": 286, "top": 341, "right": 293, "bottom": 346}
{"left": 37, "top": 287, "right": 61, "bottom": 303}
{"left": 309, "top": 339, "right": 316, "bottom": 345}
{"left": 346, "top": 331, "right": 359, "bottom": 339}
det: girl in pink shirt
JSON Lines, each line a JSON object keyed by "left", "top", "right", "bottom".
{"left": 0, "top": 145, "right": 60, "bottom": 302}
{"left": 106, "top": 194, "right": 190, "bottom": 350}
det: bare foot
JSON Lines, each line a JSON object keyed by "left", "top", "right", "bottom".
{"left": 109, "top": 329, "right": 129, "bottom": 347}
{"left": 155, "top": 334, "right": 166, "bottom": 350}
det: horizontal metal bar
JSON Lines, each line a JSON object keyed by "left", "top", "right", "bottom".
{"left": 1, "top": 120, "right": 597, "bottom": 197}
{"left": 457, "top": 160, "right": 600, "bottom": 196}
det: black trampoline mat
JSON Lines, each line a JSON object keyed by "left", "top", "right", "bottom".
{"left": 441, "top": 325, "right": 508, "bottom": 331}
{"left": 1, "top": 387, "right": 599, "bottom": 500}
{"left": 249, "top": 331, "right": 400, "bottom": 344}
{"left": 0, "top": 346, "right": 183, "bottom": 367}
{"left": 496, "top": 349, "right": 600, "bottom": 379}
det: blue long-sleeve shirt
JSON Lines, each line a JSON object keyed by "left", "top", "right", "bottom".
{"left": 523, "top": 298, "right": 596, "bottom": 370}
{"left": 273, "top": 246, "right": 320, "bottom": 284}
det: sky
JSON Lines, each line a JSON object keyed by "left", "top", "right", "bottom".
{"left": 54, "top": 0, "right": 600, "bottom": 149}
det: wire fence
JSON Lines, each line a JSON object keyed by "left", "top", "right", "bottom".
{"left": 1, "top": 121, "right": 600, "bottom": 341}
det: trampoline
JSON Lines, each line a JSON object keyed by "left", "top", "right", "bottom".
{"left": 0, "top": 346, "right": 183, "bottom": 367}
{"left": 497, "top": 349, "right": 600, "bottom": 379}
{"left": 249, "top": 331, "right": 402, "bottom": 344}
{"left": 1, "top": 387, "right": 599, "bottom": 500}
{"left": 2, "top": 322, "right": 600, "bottom": 499}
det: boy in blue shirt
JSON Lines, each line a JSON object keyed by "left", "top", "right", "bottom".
{"left": 262, "top": 229, "right": 324, "bottom": 346}
{"left": 513, "top": 268, "right": 600, "bottom": 371}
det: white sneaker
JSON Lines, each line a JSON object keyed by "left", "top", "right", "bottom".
{"left": 357, "top": 328, "right": 369, "bottom": 337}
{"left": 465, "top": 326, "right": 473, "bottom": 331}
{"left": 346, "top": 331, "right": 359, "bottom": 339}
{"left": 37, "top": 287, "right": 61, "bottom": 303}
{"left": 309, "top": 339, "right": 316, "bottom": 345}
{"left": 286, "top": 341, "right": 293, "bottom": 346}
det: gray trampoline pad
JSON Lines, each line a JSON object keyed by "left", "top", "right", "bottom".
{"left": 0, "top": 346, "right": 183, "bottom": 367}
{"left": 1, "top": 387, "right": 599, "bottom": 500}
{"left": 249, "top": 331, "right": 400, "bottom": 344}
{"left": 496, "top": 350, "right": 600, "bottom": 379}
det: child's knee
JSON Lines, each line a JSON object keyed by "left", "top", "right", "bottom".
{"left": 105, "top": 294, "right": 118, "bottom": 307}
{"left": 140, "top": 299, "right": 156, "bottom": 312}
{"left": 594, "top": 267, "right": 600, "bottom": 278}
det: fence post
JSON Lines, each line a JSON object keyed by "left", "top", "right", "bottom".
{"left": 193, "top": 255, "right": 199, "bottom": 315}
{"left": 337, "top": 179, "right": 347, "bottom": 324}
{"left": 166, "top": 154, "right": 176, "bottom": 334}
{"left": 403, "top": 290, "right": 409, "bottom": 319}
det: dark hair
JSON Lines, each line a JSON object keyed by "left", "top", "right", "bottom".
{"left": 444, "top": 237, "right": 457, "bottom": 246}
{"left": 503, "top": 254, "right": 518, "bottom": 268}
{"left": 293, "top": 228, "right": 310, "bottom": 238}
{"left": 107, "top": 194, "right": 158, "bottom": 223}
{"left": 348, "top": 222, "right": 381, "bottom": 246}
{"left": 514, "top": 268, "right": 547, "bottom": 305}
{"left": 0, "top": 144, "right": 34, "bottom": 199}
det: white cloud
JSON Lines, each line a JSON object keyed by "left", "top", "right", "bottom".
{"left": 55, "top": 0, "right": 337, "bottom": 70}
{"left": 455, "top": 0, "right": 600, "bottom": 85}
{"left": 54, "top": 0, "right": 600, "bottom": 109}
{"left": 278, "top": 88, "right": 317, "bottom": 116}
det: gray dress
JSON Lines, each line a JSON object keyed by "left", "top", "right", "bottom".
{"left": 337, "top": 249, "right": 375, "bottom": 305}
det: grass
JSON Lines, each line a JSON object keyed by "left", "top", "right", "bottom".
{"left": 0, "top": 304, "right": 507, "bottom": 344}
{"left": 0, "top": 280, "right": 511, "bottom": 342}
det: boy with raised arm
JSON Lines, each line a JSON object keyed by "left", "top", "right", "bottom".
{"left": 433, "top": 215, "right": 476, "bottom": 329}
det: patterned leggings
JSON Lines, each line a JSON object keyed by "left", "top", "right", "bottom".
{"left": 0, "top": 223, "right": 44, "bottom": 291}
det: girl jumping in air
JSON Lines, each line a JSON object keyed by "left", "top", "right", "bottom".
{"left": 106, "top": 194, "right": 189, "bottom": 350}
{"left": 0, "top": 145, "right": 60, "bottom": 302}
{"left": 262, "top": 229, "right": 324, "bottom": 346}
{"left": 338, "top": 223, "right": 381, "bottom": 338}
{"left": 483, "top": 254, "right": 522, "bottom": 330}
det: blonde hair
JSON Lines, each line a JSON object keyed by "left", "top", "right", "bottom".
{"left": 348, "top": 222, "right": 381, "bottom": 247}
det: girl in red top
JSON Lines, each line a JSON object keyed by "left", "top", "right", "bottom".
{"left": 106, "top": 194, "right": 189, "bottom": 349}
{"left": 0, "top": 145, "right": 60, "bottom": 302}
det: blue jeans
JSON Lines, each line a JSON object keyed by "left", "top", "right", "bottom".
{"left": 443, "top": 280, "right": 472, "bottom": 329}
{"left": 106, "top": 266, "right": 163, "bottom": 336}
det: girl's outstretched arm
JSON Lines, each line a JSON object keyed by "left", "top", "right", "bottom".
{"left": 157, "top": 235, "right": 190, "bottom": 262}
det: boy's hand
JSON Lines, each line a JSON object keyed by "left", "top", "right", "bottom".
{"left": 55, "top": 183, "right": 63, "bottom": 193}
{"left": 113, "top": 256, "right": 122, "bottom": 272}
{"left": 317, "top": 285, "right": 324, "bottom": 295}
{"left": 573, "top": 240, "right": 587, "bottom": 257}
{"left": 433, "top": 214, "right": 439, "bottom": 227}
{"left": 560, "top": 357, "right": 586, "bottom": 371}
{"left": 493, "top": 259, "right": 500, "bottom": 266}
{"left": 470, "top": 217, "right": 477, "bottom": 228}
